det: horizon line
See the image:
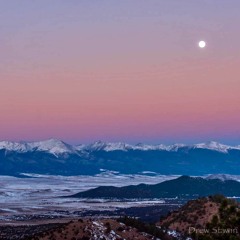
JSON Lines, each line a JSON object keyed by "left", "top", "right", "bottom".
{"left": 0, "top": 138, "right": 239, "bottom": 147}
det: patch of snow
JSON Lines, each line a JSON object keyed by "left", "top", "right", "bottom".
{"left": 75, "top": 144, "right": 86, "bottom": 151}
{"left": 0, "top": 141, "right": 30, "bottom": 152}
{"left": 167, "top": 143, "right": 187, "bottom": 151}
{"left": 167, "top": 229, "right": 181, "bottom": 238}
{"left": 205, "top": 174, "right": 240, "bottom": 182}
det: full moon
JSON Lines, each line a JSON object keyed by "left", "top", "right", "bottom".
{"left": 198, "top": 40, "right": 206, "bottom": 48}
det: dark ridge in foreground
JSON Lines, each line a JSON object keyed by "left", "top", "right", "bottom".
{"left": 2, "top": 195, "right": 240, "bottom": 240}
{"left": 69, "top": 176, "right": 240, "bottom": 199}
{"left": 0, "top": 223, "right": 66, "bottom": 240}
{"left": 0, "top": 219, "right": 174, "bottom": 240}
{"left": 160, "top": 195, "right": 240, "bottom": 240}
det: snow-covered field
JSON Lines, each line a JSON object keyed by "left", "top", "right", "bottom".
{"left": 1, "top": 172, "right": 240, "bottom": 223}
{"left": 0, "top": 171, "right": 179, "bottom": 220}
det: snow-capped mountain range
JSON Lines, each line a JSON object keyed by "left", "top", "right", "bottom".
{"left": 0, "top": 139, "right": 239, "bottom": 156}
{"left": 1, "top": 139, "right": 240, "bottom": 177}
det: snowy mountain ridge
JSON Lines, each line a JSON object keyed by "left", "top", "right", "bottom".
{"left": 0, "top": 139, "right": 239, "bottom": 156}
{"left": 0, "top": 139, "right": 75, "bottom": 157}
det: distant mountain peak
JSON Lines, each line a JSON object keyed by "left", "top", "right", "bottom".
{"left": 29, "top": 139, "right": 74, "bottom": 156}
{"left": 87, "top": 141, "right": 132, "bottom": 152}
{"left": 0, "top": 138, "right": 75, "bottom": 156}
{"left": 193, "top": 141, "right": 234, "bottom": 153}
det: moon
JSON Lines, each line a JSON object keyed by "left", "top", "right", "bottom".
{"left": 198, "top": 40, "right": 206, "bottom": 48}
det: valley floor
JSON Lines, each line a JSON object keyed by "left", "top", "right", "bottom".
{"left": 0, "top": 173, "right": 180, "bottom": 224}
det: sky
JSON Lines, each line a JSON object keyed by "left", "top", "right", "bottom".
{"left": 0, "top": 0, "right": 240, "bottom": 144}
